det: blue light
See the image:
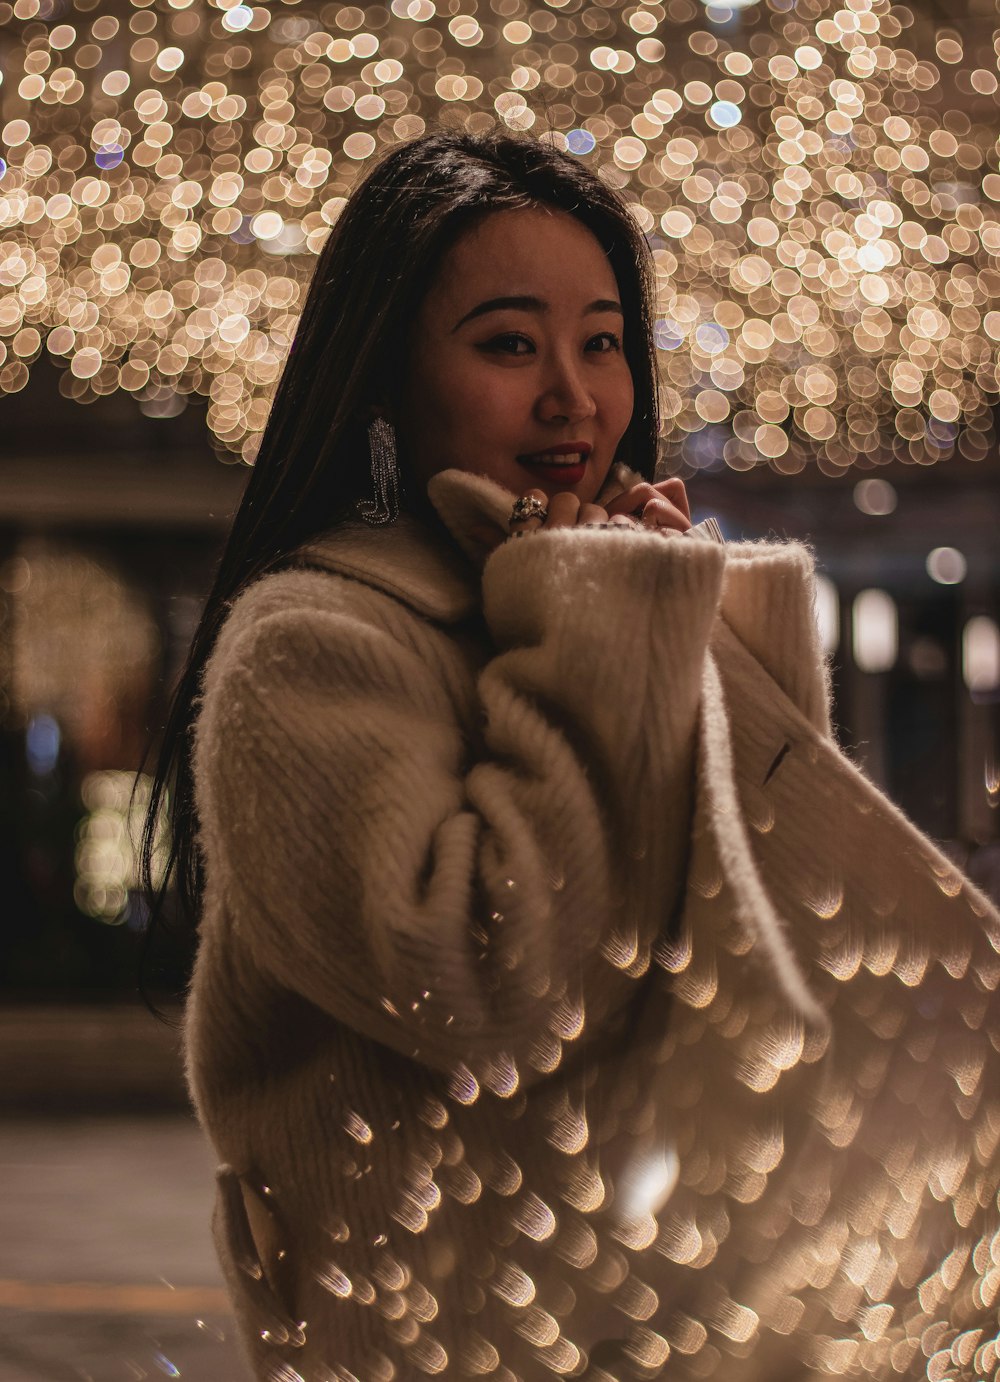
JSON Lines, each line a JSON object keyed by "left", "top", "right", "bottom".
{"left": 125, "top": 895, "right": 152, "bottom": 933}
{"left": 27, "top": 715, "right": 60, "bottom": 777}
{"left": 229, "top": 215, "right": 256, "bottom": 244}
{"left": 95, "top": 144, "right": 124, "bottom": 170}
{"left": 710, "top": 101, "right": 742, "bottom": 128}
{"left": 0, "top": 158, "right": 7, "bottom": 180}
{"left": 566, "top": 129, "right": 596, "bottom": 156}
{"left": 654, "top": 319, "right": 684, "bottom": 351}
{"left": 927, "top": 418, "right": 957, "bottom": 445}
{"left": 684, "top": 426, "right": 727, "bottom": 472}
{"left": 695, "top": 322, "right": 730, "bottom": 355}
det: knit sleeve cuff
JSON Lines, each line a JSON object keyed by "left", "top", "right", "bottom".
{"left": 720, "top": 539, "right": 832, "bottom": 737}
{"left": 482, "top": 523, "right": 727, "bottom": 653}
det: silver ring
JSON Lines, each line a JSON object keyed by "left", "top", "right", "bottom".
{"left": 510, "top": 495, "right": 548, "bottom": 525}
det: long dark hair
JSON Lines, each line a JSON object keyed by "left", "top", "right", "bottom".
{"left": 137, "top": 129, "right": 660, "bottom": 991}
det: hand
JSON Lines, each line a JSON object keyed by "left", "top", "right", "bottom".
{"left": 603, "top": 478, "right": 691, "bottom": 536}
{"left": 508, "top": 488, "right": 637, "bottom": 536}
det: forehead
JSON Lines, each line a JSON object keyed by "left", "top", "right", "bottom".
{"left": 433, "top": 206, "right": 620, "bottom": 308}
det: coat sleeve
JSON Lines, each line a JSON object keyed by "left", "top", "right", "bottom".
{"left": 718, "top": 540, "right": 833, "bottom": 738}
{"left": 193, "top": 525, "right": 726, "bottom": 1082}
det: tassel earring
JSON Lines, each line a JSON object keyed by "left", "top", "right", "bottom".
{"left": 357, "top": 416, "right": 401, "bottom": 526}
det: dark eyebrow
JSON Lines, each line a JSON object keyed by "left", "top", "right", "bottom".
{"left": 451, "top": 296, "right": 624, "bottom": 332}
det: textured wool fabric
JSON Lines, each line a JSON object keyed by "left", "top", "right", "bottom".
{"left": 188, "top": 466, "right": 1000, "bottom": 1382}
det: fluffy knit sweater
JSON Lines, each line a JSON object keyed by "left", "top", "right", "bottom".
{"left": 188, "top": 465, "right": 1000, "bottom": 1382}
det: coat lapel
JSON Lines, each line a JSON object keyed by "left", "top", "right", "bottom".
{"left": 293, "top": 512, "right": 481, "bottom": 624}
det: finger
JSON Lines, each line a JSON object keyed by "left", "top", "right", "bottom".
{"left": 639, "top": 497, "right": 692, "bottom": 533}
{"left": 651, "top": 477, "right": 691, "bottom": 523}
{"left": 508, "top": 488, "right": 549, "bottom": 533}
{"left": 603, "top": 483, "right": 659, "bottom": 520}
{"left": 603, "top": 480, "right": 693, "bottom": 524}
{"left": 578, "top": 503, "right": 609, "bottom": 526}
{"left": 546, "top": 492, "right": 582, "bottom": 529}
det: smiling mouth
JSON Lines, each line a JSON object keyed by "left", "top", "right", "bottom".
{"left": 519, "top": 452, "right": 589, "bottom": 466}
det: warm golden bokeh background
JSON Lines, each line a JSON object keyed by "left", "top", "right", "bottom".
{"left": 4, "top": 0, "right": 1000, "bottom": 470}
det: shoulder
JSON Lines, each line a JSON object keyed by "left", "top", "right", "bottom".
{"left": 223, "top": 565, "right": 336, "bottom": 633}
{"left": 204, "top": 565, "right": 412, "bottom": 698}
{"left": 210, "top": 568, "right": 333, "bottom": 669}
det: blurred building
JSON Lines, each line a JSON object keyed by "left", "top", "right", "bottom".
{"left": 0, "top": 358, "right": 244, "bottom": 996}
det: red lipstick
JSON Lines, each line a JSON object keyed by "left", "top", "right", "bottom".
{"left": 520, "top": 460, "right": 588, "bottom": 485}
{"left": 518, "top": 443, "right": 591, "bottom": 487}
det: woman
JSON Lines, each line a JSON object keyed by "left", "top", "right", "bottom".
{"left": 143, "top": 133, "right": 1000, "bottom": 1382}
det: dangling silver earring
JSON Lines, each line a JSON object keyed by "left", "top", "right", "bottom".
{"left": 357, "top": 416, "right": 401, "bottom": 526}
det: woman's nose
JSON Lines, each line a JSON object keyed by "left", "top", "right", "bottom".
{"left": 536, "top": 356, "right": 597, "bottom": 424}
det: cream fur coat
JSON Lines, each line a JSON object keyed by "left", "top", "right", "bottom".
{"left": 188, "top": 464, "right": 1000, "bottom": 1382}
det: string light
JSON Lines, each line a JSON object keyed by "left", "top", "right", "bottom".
{"left": 1, "top": 0, "right": 1000, "bottom": 475}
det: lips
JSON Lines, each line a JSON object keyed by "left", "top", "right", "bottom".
{"left": 518, "top": 442, "right": 591, "bottom": 487}
{"left": 519, "top": 457, "right": 588, "bottom": 486}
{"left": 518, "top": 444, "right": 592, "bottom": 466}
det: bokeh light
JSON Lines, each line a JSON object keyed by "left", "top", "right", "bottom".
{"left": 75, "top": 769, "right": 170, "bottom": 922}
{"left": 853, "top": 476, "right": 897, "bottom": 514}
{"left": 926, "top": 544, "right": 968, "bottom": 584}
{"left": 1, "top": 0, "right": 1000, "bottom": 473}
{"left": 853, "top": 586, "right": 898, "bottom": 671}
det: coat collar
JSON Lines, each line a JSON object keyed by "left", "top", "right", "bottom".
{"left": 292, "top": 463, "right": 646, "bottom": 624}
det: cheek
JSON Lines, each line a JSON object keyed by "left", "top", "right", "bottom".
{"left": 603, "top": 365, "right": 635, "bottom": 439}
{"left": 442, "top": 362, "right": 528, "bottom": 443}
{"left": 403, "top": 365, "right": 527, "bottom": 485}
{"left": 405, "top": 353, "right": 476, "bottom": 446}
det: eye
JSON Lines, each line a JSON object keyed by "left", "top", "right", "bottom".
{"left": 587, "top": 331, "right": 623, "bottom": 353}
{"left": 481, "top": 332, "right": 535, "bottom": 356}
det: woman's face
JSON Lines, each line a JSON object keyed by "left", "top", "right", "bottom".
{"left": 397, "top": 206, "right": 636, "bottom": 505}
